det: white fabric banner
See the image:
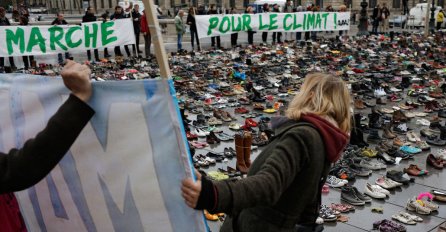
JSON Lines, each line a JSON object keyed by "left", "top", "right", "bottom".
{"left": 196, "top": 12, "right": 351, "bottom": 38}
{"left": 0, "top": 19, "right": 136, "bottom": 57}
{"left": 0, "top": 75, "right": 207, "bottom": 232}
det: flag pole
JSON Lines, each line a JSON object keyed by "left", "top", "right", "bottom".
{"left": 141, "top": 0, "right": 171, "bottom": 79}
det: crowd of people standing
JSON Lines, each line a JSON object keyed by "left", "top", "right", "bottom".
{"left": 178, "top": 0, "right": 351, "bottom": 52}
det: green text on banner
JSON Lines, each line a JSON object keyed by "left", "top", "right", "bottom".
{"left": 0, "top": 19, "right": 135, "bottom": 57}
{"left": 196, "top": 12, "right": 350, "bottom": 38}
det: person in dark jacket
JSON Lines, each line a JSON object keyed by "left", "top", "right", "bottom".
{"left": 101, "top": 11, "right": 111, "bottom": 58}
{"left": 271, "top": 4, "right": 282, "bottom": 44}
{"left": 82, "top": 7, "right": 99, "bottom": 61}
{"left": 187, "top": 7, "right": 200, "bottom": 51}
{"left": 0, "top": 60, "right": 95, "bottom": 231}
{"left": 229, "top": 7, "right": 238, "bottom": 47}
{"left": 140, "top": 10, "right": 152, "bottom": 58}
{"left": 261, "top": 4, "right": 270, "bottom": 44}
{"left": 110, "top": 6, "right": 131, "bottom": 57}
{"left": 208, "top": 5, "right": 221, "bottom": 49}
{"left": 0, "top": 7, "right": 16, "bottom": 69}
{"left": 131, "top": 4, "right": 142, "bottom": 56}
{"left": 52, "top": 13, "right": 70, "bottom": 64}
{"left": 182, "top": 73, "right": 351, "bottom": 232}
{"left": 18, "top": 16, "right": 34, "bottom": 70}
{"left": 371, "top": 4, "right": 380, "bottom": 35}
{"left": 245, "top": 6, "right": 256, "bottom": 45}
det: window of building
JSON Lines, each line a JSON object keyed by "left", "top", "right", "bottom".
{"left": 316, "top": 0, "right": 323, "bottom": 8}
{"left": 393, "top": 0, "right": 401, "bottom": 8}
{"left": 439, "top": 0, "right": 445, "bottom": 7}
{"left": 244, "top": 0, "right": 249, "bottom": 7}
{"left": 369, "top": 0, "right": 377, "bottom": 8}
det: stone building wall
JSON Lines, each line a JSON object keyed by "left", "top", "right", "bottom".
{"left": 26, "top": 0, "right": 440, "bottom": 16}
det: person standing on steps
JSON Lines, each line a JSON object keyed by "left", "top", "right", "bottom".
{"left": 208, "top": 5, "right": 221, "bottom": 49}
{"left": 187, "top": 7, "right": 201, "bottom": 51}
{"left": 0, "top": 60, "right": 95, "bottom": 231}
{"left": 182, "top": 73, "right": 351, "bottom": 232}
{"left": 82, "top": 7, "right": 100, "bottom": 62}
{"left": 131, "top": 4, "right": 142, "bottom": 56}
{"left": 52, "top": 13, "right": 70, "bottom": 64}
{"left": 175, "top": 10, "right": 186, "bottom": 53}
{"left": 140, "top": 10, "right": 152, "bottom": 58}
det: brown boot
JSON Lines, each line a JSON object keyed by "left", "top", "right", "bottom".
{"left": 393, "top": 110, "right": 408, "bottom": 123}
{"left": 354, "top": 98, "right": 366, "bottom": 109}
{"left": 235, "top": 133, "right": 248, "bottom": 174}
{"left": 243, "top": 131, "right": 253, "bottom": 169}
{"left": 383, "top": 123, "right": 397, "bottom": 139}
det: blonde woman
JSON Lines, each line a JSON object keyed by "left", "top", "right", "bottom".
{"left": 182, "top": 73, "right": 351, "bottom": 232}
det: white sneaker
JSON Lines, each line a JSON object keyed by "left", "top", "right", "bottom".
{"left": 326, "top": 175, "right": 346, "bottom": 188}
{"left": 385, "top": 176, "right": 403, "bottom": 187}
{"left": 435, "top": 149, "right": 446, "bottom": 161}
{"left": 416, "top": 119, "right": 430, "bottom": 126}
{"left": 399, "top": 212, "right": 423, "bottom": 222}
{"left": 364, "top": 183, "right": 387, "bottom": 199}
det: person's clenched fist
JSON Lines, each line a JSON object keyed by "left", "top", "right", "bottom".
{"left": 60, "top": 60, "right": 92, "bottom": 102}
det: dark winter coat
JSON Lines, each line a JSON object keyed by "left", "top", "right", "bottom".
{"left": 372, "top": 7, "right": 380, "bottom": 20}
{"left": 0, "top": 17, "right": 10, "bottom": 26}
{"left": 208, "top": 115, "right": 348, "bottom": 232}
{"left": 131, "top": 10, "right": 142, "bottom": 33}
{"left": 186, "top": 14, "right": 197, "bottom": 32}
{"left": 110, "top": 12, "right": 127, "bottom": 20}
{"left": 51, "top": 18, "right": 68, "bottom": 25}
{"left": 82, "top": 13, "right": 97, "bottom": 23}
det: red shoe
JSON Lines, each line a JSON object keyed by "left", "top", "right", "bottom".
{"left": 186, "top": 131, "right": 198, "bottom": 140}
{"left": 245, "top": 118, "right": 258, "bottom": 127}
{"left": 234, "top": 107, "right": 249, "bottom": 114}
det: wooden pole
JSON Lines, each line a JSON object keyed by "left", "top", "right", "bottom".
{"left": 141, "top": 0, "right": 171, "bottom": 79}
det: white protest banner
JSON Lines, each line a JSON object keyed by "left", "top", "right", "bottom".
{"left": 0, "top": 74, "right": 207, "bottom": 232}
{"left": 0, "top": 19, "right": 136, "bottom": 57}
{"left": 196, "top": 12, "right": 351, "bottom": 38}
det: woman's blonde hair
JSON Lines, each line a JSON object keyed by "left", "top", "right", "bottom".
{"left": 286, "top": 73, "right": 351, "bottom": 133}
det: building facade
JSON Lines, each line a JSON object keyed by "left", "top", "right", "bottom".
{"left": 23, "top": 0, "right": 443, "bottom": 14}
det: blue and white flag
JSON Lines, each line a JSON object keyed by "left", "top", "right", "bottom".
{"left": 0, "top": 74, "right": 207, "bottom": 232}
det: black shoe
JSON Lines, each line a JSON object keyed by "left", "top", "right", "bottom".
{"left": 377, "top": 152, "right": 396, "bottom": 164}
{"left": 386, "top": 170, "right": 411, "bottom": 185}
{"left": 367, "top": 129, "right": 382, "bottom": 143}
{"left": 438, "top": 110, "right": 446, "bottom": 118}
{"left": 341, "top": 186, "right": 366, "bottom": 205}
{"left": 351, "top": 186, "right": 372, "bottom": 203}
